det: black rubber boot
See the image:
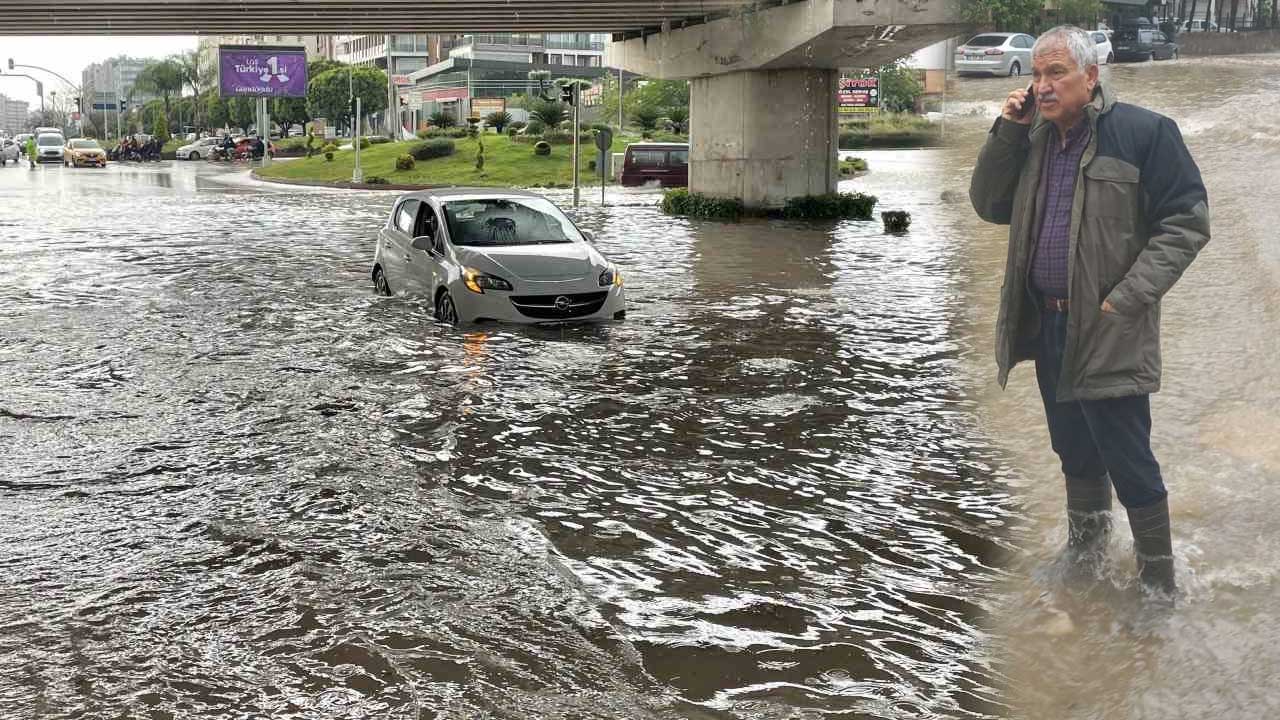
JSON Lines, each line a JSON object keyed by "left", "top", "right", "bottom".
{"left": 1126, "top": 497, "right": 1176, "bottom": 601}
{"left": 1065, "top": 474, "right": 1112, "bottom": 557}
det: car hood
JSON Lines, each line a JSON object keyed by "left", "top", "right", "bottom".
{"left": 455, "top": 242, "right": 601, "bottom": 282}
{"left": 73, "top": 148, "right": 105, "bottom": 155}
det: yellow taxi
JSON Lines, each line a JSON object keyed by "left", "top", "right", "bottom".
{"left": 64, "top": 138, "right": 108, "bottom": 168}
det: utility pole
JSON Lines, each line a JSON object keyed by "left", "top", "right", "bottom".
{"left": 353, "top": 96, "right": 363, "bottom": 183}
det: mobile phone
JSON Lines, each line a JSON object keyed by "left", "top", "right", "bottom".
{"left": 1018, "top": 83, "right": 1036, "bottom": 119}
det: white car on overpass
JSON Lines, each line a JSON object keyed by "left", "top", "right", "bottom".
{"left": 372, "top": 189, "right": 626, "bottom": 325}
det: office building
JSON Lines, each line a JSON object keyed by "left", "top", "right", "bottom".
{"left": 0, "top": 94, "right": 30, "bottom": 135}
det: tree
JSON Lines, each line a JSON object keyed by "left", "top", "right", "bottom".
{"left": 603, "top": 77, "right": 690, "bottom": 129}
{"left": 274, "top": 96, "right": 310, "bottom": 134}
{"left": 485, "top": 110, "right": 512, "bottom": 133}
{"left": 228, "top": 96, "right": 256, "bottom": 132}
{"left": 529, "top": 99, "right": 568, "bottom": 131}
{"left": 133, "top": 58, "right": 185, "bottom": 116}
{"left": 1055, "top": 0, "right": 1103, "bottom": 25}
{"left": 666, "top": 106, "right": 689, "bottom": 134}
{"left": 631, "top": 104, "right": 662, "bottom": 131}
{"left": 876, "top": 62, "right": 924, "bottom": 114}
{"left": 150, "top": 107, "right": 169, "bottom": 143}
{"left": 307, "top": 66, "right": 387, "bottom": 133}
{"left": 958, "top": 0, "right": 1044, "bottom": 32}
{"left": 205, "top": 92, "right": 229, "bottom": 130}
{"left": 174, "top": 50, "right": 202, "bottom": 128}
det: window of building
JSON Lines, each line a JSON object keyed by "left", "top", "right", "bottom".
{"left": 550, "top": 54, "right": 562, "bottom": 65}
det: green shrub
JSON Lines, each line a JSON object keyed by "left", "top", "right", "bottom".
{"left": 356, "top": 136, "right": 371, "bottom": 150}
{"left": 523, "top": 119, "right": 545, "bottom": 136}
{"left": 839, "top": 157, "right": 868, "bottom": 176}
{"left": 395, "top": 154, "right": 416, "bottom": 171}
{"left": 588, "top": 159, "right": 597, "bottom": 172}
{"left": 780, "top": 192, "right": 878, "bottom": 220}
{"left": 632, "top": 105, "right": 662, "bottom": 132}
{"left": 410, "top": 139, "right": 456, "bottom": 161}
{"left": 661, "top": 189, "right": 744, "bottom": 220}
{"left": 509, "top": 120, "right": 527, "bottom": 133}
{"left": 533, "top": 141, "right": 552, "bottom": 157}
{"left": 368, "top": 136, "right": 392, "bottom": 145}
{"left": 541, "top": 132, "right": 594, "bottom": 145}
{"left": 322, "top": 142, "right": 338, "bottom": 162}
{"left": 429, "top": 111, "right": 456, "bottom": 128}
{"left": 364, "top": 175, "right": 388, "bottom": 185}
{"left": 485, "top": 110, "right": 513, "bottom": 133}
{"left": 445, "top": 127, "right": 469, "bottom": 139}
{"left": 416, "top": 129, "right": 432, "bottom": 140}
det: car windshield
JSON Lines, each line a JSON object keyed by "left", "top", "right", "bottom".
{"left": 442, "top": 197, "right": 580, "bottom": 247}
{"left": 1115, "top": 30, "right": 1140, "bottom": 41}
{"left": 966, "top": 35, "right": 1008, "bottom": 47}
{"left": 37, "top": 135, "right": 63, "bottom": 146}
{"left": 71, "top": 140, "right": 100, "bottom": 149}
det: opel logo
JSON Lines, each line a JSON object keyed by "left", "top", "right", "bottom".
{"left": 554, "top": 296, "right": 572, "bottom": 312}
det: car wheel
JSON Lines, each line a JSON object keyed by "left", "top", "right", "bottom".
{"left": 1108, "top": 52, "right": 1115, "bottom": 63}
{"left": 190, "top": 152, "right": 200, "bottom": 161}
{"left": 1009, "top": 60, "right": 1022, "bottom": 77}
{"left": 435, "top": 289, "right": 459, "bottom": 326}
{"left": 1171, "top": 49, "right": 1179, "bottom": 60}
{"left": 373, "top": 266, "right": 392, "bottom": 296}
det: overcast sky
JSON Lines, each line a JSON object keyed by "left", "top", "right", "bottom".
{"left": 1, "top": 36, "right": 197, "bottom": 108}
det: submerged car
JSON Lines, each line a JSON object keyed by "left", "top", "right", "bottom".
{"left": 372, "top": 189, "right": 626, "bottom": 325}
{"left": 64, "top": 138, "right": 108, "bottom": 167}
{"left": 176, "top": 136, "right": 222, "bottom": 160}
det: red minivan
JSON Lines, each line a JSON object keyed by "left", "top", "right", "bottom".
{"left": 620, "top": 142, "right": 689, "bottom": 188}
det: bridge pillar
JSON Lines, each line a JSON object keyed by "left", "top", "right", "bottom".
{"left": 690, "top": 68, "right": 838, "bottom": 208}
{"left": 608, "top": 0, "right": 967, "bottom": 208}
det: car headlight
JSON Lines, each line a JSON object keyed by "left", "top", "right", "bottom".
{"left": 463, "top": 268, "right": 513, "bottom": 294}
{"left": 599, "top": 267, "right": 623, "bottom": 288}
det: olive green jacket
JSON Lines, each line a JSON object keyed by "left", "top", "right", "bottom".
{"left": 969, "top": 83, "right": 1210, "bottom": 401}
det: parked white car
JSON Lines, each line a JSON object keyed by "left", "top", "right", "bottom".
{"left": 372, "top": 189, "right": 626, "bottom": 325}
{"left": 176, "top": 137, "right": 223, "bottom": 160}
{"left": 0, "top": 138, "right": 18, "bottom": 165}
{"left": 955, "top": 32, "right": 1036, "bottom": 77}
{"left": 1091, "top": 30, "right": 1115, "bottom": 64}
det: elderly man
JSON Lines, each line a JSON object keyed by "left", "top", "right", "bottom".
{"left": 969, "top": 25, "right": 1210, "bottom": 599}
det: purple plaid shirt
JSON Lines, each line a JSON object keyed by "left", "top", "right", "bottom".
{"left": 1030, "top": 120, "right": 1091, "bottom": 298}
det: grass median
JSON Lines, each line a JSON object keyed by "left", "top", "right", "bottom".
{"left": 254, "top": 134, "right": 641, "bottom": 188}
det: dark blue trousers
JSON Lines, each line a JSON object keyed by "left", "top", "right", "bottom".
{"left": 1034, "top": 309, "right": 1167, "bottom": 509}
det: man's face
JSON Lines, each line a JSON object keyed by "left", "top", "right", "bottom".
{"left": 1031, "top": 40, "right": 1099, "bottom": 125}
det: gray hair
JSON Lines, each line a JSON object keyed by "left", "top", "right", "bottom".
{"left": 1032, "top": 25, "right": 1098, "bottom": 69}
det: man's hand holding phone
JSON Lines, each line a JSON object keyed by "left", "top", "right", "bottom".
{"left": 1001, "top": 84, "right": 1036, "bottom": 125}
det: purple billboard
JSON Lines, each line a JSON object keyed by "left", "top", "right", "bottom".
{"left": 218, "top": 45, "right": 308, "bottom": 98}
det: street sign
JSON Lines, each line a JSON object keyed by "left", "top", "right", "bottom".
{"left": 594, "top": 127, "right": 613, "bottom": 153}
{"left": 470, "top": 97, "right": 506, "bottom": 117}
{"left": 390, "top": 74, "right": 413, "bottom": 86}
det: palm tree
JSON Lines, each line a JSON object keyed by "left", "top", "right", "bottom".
{"left": 132, "top": 58, "right": 185, "bottom": 135}
{"left": 529, "top": 99, "right": 567, "bottom": 131}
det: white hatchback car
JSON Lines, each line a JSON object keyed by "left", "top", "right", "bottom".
{"left": 1091, "top": 30, "right": 1115, "bottom": 64}
{"left": 372, "top": 189, "right": 626, "bottom": 325}
{"left": 0, "top": 138, "right": 19, "bottom": 165}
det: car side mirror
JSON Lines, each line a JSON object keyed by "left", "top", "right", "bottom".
{"left": 411, "top": 236, "right": 434, "bottom": 252}
{"left": 582, "top": 230, "right": 596, "bottom": 244}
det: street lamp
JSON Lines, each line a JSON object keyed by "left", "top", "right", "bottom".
{"left": 9, "top": 57, "right": 83, "bottom": 131}
{"left": 0, "top": 70, "right": 45, "bottom": 111}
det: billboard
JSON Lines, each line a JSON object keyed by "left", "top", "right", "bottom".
{"left": 838, "top": 76, "right": 879, "bottom": 114}
{"left": 218, "top": 45, "right": 308, "bottom": 98}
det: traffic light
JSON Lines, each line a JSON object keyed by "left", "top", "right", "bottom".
{"left": 120, "top": 98, "right": 127, "bottom": 111}
{"left": 6, "top": 58, "right": 12, "bottom": 70}
{"left": 559, "top": 84, "right": 575, "bottom": 106}
{"left": 74, "top": 96, "right": 81, "bottom": 112}
{"left": 399, "top": 97, "right": 407, "bottom": 108}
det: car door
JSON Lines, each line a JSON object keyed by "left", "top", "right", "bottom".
{"left": 380, "top": 198, "right": 418, "bottom": 294}
{"left": 1016, "top": 35, "right": 1034, "bottom": 70}
{"left": 403, "top": 201, "right": 442, "bottom": 295}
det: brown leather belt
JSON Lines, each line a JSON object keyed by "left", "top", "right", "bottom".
{"left": 1043, "top": 295, "right": 1070, "bottom": 313}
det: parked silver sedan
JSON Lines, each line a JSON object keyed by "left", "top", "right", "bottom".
{"left": 955, "top": 32, "right": 1036, "bottom": 77}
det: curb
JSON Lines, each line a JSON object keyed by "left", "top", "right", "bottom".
{"left": 250, "top": 171, "right": 450, "bottom": 191}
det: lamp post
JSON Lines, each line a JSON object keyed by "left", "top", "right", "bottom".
{"left": 0, "top": 71, "right": 44, "bottom": 111}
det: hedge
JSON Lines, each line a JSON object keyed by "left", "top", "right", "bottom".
{"left": 409, "top": 139, "right": 456, "bottom": 161}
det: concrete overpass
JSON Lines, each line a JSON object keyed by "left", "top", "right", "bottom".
{"left": 2, "top": 0, "right": 965, "bottom": 208}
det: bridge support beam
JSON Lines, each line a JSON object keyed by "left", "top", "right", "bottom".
{"left": 690, "top": 68, "right": 838, "bottom": 208}
{"left": 608, "top": 0, "right": 966, "bottom": 208}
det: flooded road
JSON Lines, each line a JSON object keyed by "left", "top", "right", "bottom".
{"left": 941, "top": 54, "right": 1280, "bottom": 718}
{"left": 2, "top": 51, "right": 1276, "bottom": 720}
{"left": 1, "top": 153, "right": 1010, "bottom": 717}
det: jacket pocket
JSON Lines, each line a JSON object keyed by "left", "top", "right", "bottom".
{"left": 1083, "top": 156, "right": 1140, "bottom": 220}
{"left": 1083, "top": 309, "right": 1144, "bottom": 381}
